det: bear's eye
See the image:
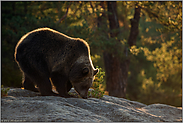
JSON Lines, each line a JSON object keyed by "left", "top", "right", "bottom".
{"left": 82, "top": 68, "right": 89, "bottom": 75}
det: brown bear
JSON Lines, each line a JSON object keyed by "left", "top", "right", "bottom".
{"left": 14, "top": 27, "right": 98, "bottom": 99}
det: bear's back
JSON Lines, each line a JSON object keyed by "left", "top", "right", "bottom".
{"left": 16, "top": 28, "right": 89, "bottom": 55}
{"left": 15, "top": 28, "right": 90, "bottom": 71}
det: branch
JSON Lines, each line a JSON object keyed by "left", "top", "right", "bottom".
{"left": 107, "top": 2, "right": 120, "bottom": 38}
{"left": 128, "top": 4, "right": 141, "bottom": 47}
{"left": 74, "top": 2, "right": 83, "bottom": 15}
{"left": 141, "top": 7, "right": 159, "bottom": 19}
{"left": 56, "top": 2, "right": 71, "bottom": 24}
{"left": 90, "top": 2, "right": 95, "bottom": 13}
{"left": 140, "top": 5, "right": 169, "bottom": 27}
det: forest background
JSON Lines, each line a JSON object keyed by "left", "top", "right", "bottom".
{"left": 1, "top": 1, "right": 182, "bottom": 107}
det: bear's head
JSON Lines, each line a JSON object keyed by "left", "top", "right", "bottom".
{"left": 69, "top": 56, "right": 99, "bottom": 99}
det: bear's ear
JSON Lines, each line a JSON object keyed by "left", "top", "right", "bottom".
{"left": 82, "top": 68, "right": 89, "bottom": 75}
{"left": 93, "top": 68, "right": 99, "bottom": 76}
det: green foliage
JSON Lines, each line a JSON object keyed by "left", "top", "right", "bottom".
{"left": 138, "top": 39, "right": 182, "bottom": 106}
{"left": 140, "top": 1, "right": 182, "bottom": 33}
{"left": 127, "top": 1, "right": 182, "bottom": 106}
{"left": 88, "top": 67, "right": 105, "bottom": 98}
{"left": 1, "top": 85, "right": 10, "bottom": 97}
{"left": 143, "top": 40, "right": 181, "bottom": 82}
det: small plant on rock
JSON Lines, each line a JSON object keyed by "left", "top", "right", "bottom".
{"left": 1, "top": 85, "right": 10, "bottom": 97}
{"left": 88, "top": 67, "right": 105, "bottom": 98}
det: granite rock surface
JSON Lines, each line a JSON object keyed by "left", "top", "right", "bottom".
{"left": 1, "top": 88, "right": 182, "bottom": 122}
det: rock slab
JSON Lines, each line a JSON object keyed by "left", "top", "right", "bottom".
{"left": 1, "top": 88, "right": 182, "bottom": 122}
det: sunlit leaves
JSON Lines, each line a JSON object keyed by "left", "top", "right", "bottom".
{"left": 140, "top": 1, "right": 182, "bottom": 33}
{"left": 131, "top": 1, "right": 182, "bottom": 106}
{"left": 143, "top": 39, "right": 182, "bottom": 82}
{"left": 130, "top": 46, "right": 141, "bottom": 56}
{"left": 89, "top": 67, "right": 105, "bottom": 98}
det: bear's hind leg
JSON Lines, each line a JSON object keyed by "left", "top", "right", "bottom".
{"left": 24, "top": 72, "right": 58, "bottom": 96}
{"left": 23, "top": 74, "right": 39, "bottom": 92}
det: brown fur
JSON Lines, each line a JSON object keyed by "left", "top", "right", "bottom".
{"left": 15, "top": 27, "right": 98, "bottom": 98}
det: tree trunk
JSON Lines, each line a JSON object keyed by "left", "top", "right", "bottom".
{"left": 97, "top": 2, "right": 141, "bottom": 98}
{"left": 105, "top": 2, "right": 141, "bottom": 98}
{"left": 104, "top": 52, "right": 127, "bottom": 98}
{"left": 128, "top": 4, "right": 141, "bottom": 47}
{"left": 102, "top": 2, "right": 124, "bottom": 98}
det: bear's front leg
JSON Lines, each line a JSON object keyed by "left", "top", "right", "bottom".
{"left": 50, "top": 72, "right": 74, "bottom": 98}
